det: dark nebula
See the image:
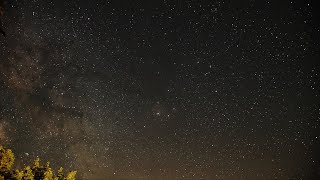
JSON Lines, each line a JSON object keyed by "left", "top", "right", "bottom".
{"left": 0, "top": 0, "right": 319, "bottom": 179}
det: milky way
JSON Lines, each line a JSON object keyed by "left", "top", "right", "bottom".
{"left": 0, "top": 0, "right": 320, "bottom": 179}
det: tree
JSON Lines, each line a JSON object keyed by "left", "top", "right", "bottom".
{"left": 0, "top": 146, "right": 14, "bottom": 172}
{"left": 0, "top": 146, "right": 77, "bottom": 180}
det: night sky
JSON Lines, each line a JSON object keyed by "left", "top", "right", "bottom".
{"left": 0, "top": 0, "right": 320, "bottom": 179}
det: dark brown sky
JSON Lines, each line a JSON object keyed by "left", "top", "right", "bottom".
{"left": 0, "top": 0, "right": 320, "bottom": 179}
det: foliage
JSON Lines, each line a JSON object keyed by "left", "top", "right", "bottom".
{"left": 0, "top": 146, "right": 77, "bottom": 180}
{"left": 65, "top": 171, "right": 77, "bottom": 180}
{"left": 0, "top": 146, "right": 14, "bottom": 171}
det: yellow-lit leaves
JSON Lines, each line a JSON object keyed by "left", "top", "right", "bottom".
{"left": 43, "top": 167, "right": 53, "bottom": 180}
{"left": 13, "top": 170, "right": 24, "bottom": 180}
{"left": 57, "top": 167, "right": 64, "bottom": 179}
{"left": 23, "top": 166, "right": 34, "bottom": 180}
{"left": 0, "top": 146, "right": 77, "bottom": 179}
{"left": 65, "top": 171, "right": 77, "bottom": 180}
{"left": 33, "top": 157, "right": 41, "bottom": 169}
{"left": 0, "top": 146, "right": 14, "bottom": 171}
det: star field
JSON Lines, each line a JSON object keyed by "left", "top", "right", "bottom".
{"left": 0, "top": 0, "right": 320, "bottom": 179}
